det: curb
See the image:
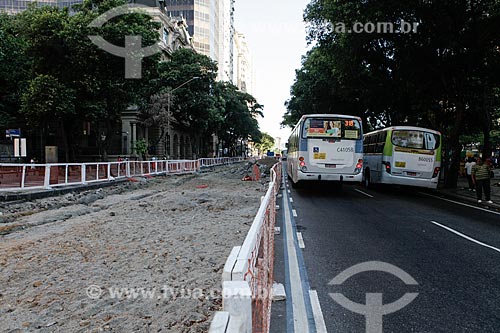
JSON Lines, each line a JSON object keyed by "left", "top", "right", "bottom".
{"left": 432, "top": 188, "right": 500, "bottom": 213}
{"left": 0, "top": 178, "right": 130, "bottom": 202}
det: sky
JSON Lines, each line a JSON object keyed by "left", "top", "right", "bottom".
{"left": 234, "top": 0, "right": 311, "bottom": 149}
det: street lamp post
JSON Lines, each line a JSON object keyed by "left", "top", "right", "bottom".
{"left": 165, "top": 76, "right": 200, "bottom": 159}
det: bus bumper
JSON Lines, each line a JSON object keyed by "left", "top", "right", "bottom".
{"left": 298, "top": 171, "right": 363, "bottom": 183}
{"left": 383, "top": 174, "right": 439, "bottom": 189}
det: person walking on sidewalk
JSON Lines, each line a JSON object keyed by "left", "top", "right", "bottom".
{"left": 465, "top": 157, "right": 476, "bottom": 191}
{"left": 472, "top": 157, "right": 493, "bottom": 204}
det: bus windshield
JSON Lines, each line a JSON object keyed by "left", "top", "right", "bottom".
{"left": 392, "top": 130, "right": 440, "bottom": 150}
{"left": 302, "top": 118, "right": 361, "bottom": 140}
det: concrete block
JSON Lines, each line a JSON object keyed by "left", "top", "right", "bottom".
{"left": 209, "top": 312, "right": 229, "bottom": 333}
{"left": 272, "top": 282, "right": 286, "bottom": 301}
{"left": 222, "top": 281, "right": 252, "bottom": 333}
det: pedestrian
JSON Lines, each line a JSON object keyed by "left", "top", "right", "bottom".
{"left": 464, "top": 157, "right": 476, "bottom": 191}
{"left": 29, "top": 157, "right": 38, "bottom": 175}
{"left": 471, "top": 157, "right": 493, "bottom": 204}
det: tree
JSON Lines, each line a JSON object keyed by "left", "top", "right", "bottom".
{"left": 212, "top": 82, "right": 263, "bottom": 156}
{"left": 288, "top": 0, "right": 500, "bottom": 187}
{"left": 140, "top": 48, "right": 264, "bottom": 157}
{"left": 134, "top": 138, "right": 148, "bottom": 160}
{"left": 0, "top": 14, "right": 29, "bottom": 128}
{"left": 15, "top": 0, "right": 161, "bottom": 161}
{"left": 140, "top": 48, "right": 218, "bottom": 155}
{"left": 21, "top": 74, "right": 76, "bottom": 162}
{"left": 254, "top": 133, "right": 274, "bottom": 155}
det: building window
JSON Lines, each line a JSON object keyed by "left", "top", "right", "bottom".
{"left": 163, "top": 28, "right": 169, "bottom": 44}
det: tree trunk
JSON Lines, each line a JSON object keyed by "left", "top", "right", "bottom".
{"left": 60, "top": 121, "right": 70, "bottom": 163}
{"left": 481, "top": 89, "right": 492, "bottom": 159}
{"left": 444, "top": 101, "right": 466, "bottom": 188}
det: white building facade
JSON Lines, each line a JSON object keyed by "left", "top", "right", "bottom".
{"left": 233, "top": 30, "right": 254, "bottom": 94}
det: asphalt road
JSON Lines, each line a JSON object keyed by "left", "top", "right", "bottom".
{"left": 272, "top": 170, "right": 500, "bottom": 332}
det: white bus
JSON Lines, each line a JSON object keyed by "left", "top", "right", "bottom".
{"left": 362, "top": 126, "right": 442, "bottom": 189}
{"left": 286, "top": 114, "right": 364, "bottom": 187}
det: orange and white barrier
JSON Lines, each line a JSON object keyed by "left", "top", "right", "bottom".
{"left": 210, "top": 162, "right": 282, "bottom": 333}
{"left": 0, "top": 158, "right": 244, "bottom": 193}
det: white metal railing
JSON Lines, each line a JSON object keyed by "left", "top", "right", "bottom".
{"left": 0, "top": 157, "right": 244, "bottom": 192}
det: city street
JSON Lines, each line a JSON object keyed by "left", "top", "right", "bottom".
{"left": 272, "top": 164, "right": 500, "bottom": 332}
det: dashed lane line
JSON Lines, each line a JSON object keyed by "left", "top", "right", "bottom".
{"left": 297, "top": 232, "right": 305, "bottom": 249}
{"left": 354, "top": 188, "right": 374, "bottom": 198}
{"left": 419, "top": 192, "right": 500, "bottom": 216}
{"left": 431, "top": 221, "right": 500, "bottom": 254}
{"left": 309, "top": 290, "right": 328, "bottom": 333}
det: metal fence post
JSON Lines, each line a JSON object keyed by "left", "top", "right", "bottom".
{"left": 44, "top": 165, "right": 51, "bottom": 189}
{"left": 82, "top": 164, "right": 87, "bottom": 184}
{"left": 21, "top": 165, "right": 26, "bottom": 189}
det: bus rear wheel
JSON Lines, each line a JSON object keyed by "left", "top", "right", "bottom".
{"left": 363, "top": 170, "right": 371, "bottom": 189}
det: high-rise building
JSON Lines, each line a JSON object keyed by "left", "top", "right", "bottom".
{"left": 0, "top": 0, "right": 83, "bottom": 14}
{"left": 164, "top": 0, "right": 233, "bottom": 81}
{"left": 233, "top": 30, "right": 253, "bottom": 94}
{"left": 219, "top": 0, "right": 234, "bottom": 82}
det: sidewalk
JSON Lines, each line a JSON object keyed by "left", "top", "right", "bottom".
{"left": 436, "top": 169, "right": 500, "bottom": 210}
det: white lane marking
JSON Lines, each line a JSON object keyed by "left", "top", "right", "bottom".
{"left": 283, "top": 190, "right": 310, "bottom": 332}
{"left": 297, "top": 232, "right": 305, "bottom": 249}
{"left": 288, "top": 189, "right": 291, "bottom": 194}
{"left": 420, "top": 192, "right": 500, "bottom": 216}
{"left": 309, "top": 290, "right": 328, "bottom": 333}
{"left": 431, "top": 221, "right": 500, "bottom": 254}
{"left": 290, "top": 197, "right": 294, "bottom": 203}
{"left": 292, "top": 209, "right": 298, "bottom": 217}
{"left": 354, "top": 188, "right": 374, "bottom": 198}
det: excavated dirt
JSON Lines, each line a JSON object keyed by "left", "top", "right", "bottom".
{"left": 0, "top": 163, "right": 271, "bottom": 333}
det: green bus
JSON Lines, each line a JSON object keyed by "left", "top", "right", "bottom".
{"left": 363, "top": 126, "right": 442, "bottom": 189}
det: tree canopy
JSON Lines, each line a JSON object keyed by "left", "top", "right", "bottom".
{"left": 285, "top": 0, "right": 500, "bottom": 187}
{"left": 1, "top": 1, "right": 263, "bottom": 160}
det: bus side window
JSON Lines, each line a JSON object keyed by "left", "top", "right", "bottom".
{"left": 365, "top": 135, "right": 370, "bottom": 153}
{"left": 370, "top": 134, "right": 376, "bottom": 153}
{"left": 376, "top": 132, "right": 386, "bottom": 153}
{"left": 425, "top": 133, "right": 436, "bottom": 150}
